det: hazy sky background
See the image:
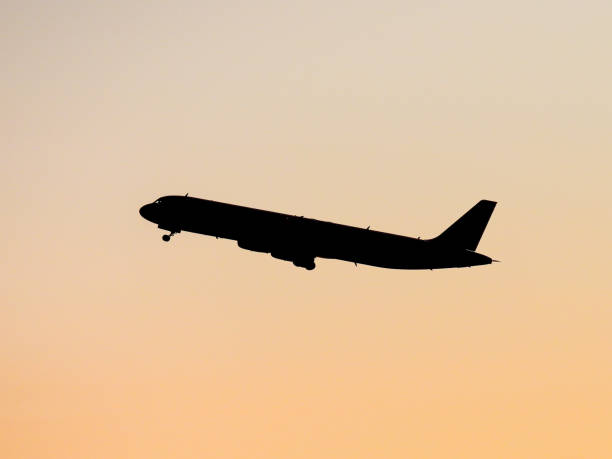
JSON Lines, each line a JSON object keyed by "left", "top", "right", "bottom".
{"left": 2, "top": 1, "right": 611, "bottom": 457}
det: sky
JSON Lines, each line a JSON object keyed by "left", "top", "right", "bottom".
{"left": 2, "top": 0, "right": 611, "bottom": 457}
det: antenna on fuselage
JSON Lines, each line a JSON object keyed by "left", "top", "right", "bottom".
{"left": 185, "top": 193, "right": 189, "bottom": 197}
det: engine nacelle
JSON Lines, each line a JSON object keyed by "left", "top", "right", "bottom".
{"left": 238, "top": 239, "right": 271, "bottom": 253}
{"left": 270, "top": 251, "right": 316, "bottom": 270}
{"left": 270, "top": 250, "right": 294, "bottom": 262}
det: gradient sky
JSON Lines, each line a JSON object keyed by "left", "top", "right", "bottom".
{"left": 2, "top": 1, "right": 611, "bottom": 457}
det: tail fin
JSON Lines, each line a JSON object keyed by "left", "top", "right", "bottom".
{"left": 433, "top": 200, "right": 496, "bottom": 250}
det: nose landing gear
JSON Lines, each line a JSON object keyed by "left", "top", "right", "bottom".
{"left": 162, "top": 232, "right": 175, "bottom": 242}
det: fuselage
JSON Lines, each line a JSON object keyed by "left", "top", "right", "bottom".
{"left": 139, "top": 195, "right": 494, "bottom": 270}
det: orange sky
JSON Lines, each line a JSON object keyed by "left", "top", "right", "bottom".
{"left": 2, "top": 1, "right": 611, "bottom": 457}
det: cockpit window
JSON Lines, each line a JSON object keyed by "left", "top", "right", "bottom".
{"left": 154, "top": 199, "right": 162, "bottom": 204}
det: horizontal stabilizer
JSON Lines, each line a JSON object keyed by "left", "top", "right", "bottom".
{"left": 433, "top": 200, "right": 496, "bottom": 250}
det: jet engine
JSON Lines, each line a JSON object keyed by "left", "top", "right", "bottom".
{"left": 237, "top": 239, "right": 271, "bottom": 253}
{"left": 271, "top": 250, "right": 316, "bottom": 270}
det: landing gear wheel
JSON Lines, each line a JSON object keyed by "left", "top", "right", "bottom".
{"left": 162, "top": 234, "right": 171, "bottom": 242}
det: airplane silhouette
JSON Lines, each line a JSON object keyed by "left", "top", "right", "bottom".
{"left": 139, "top": 196, "right": 497, "bottom": 271}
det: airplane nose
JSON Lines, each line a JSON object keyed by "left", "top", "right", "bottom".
{"left": 139, "top": 203, "right": 153, "bottom": 220}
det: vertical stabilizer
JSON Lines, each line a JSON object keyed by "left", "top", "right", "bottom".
{"left": 433, "top": 200, "right": 496, "bottom": 250}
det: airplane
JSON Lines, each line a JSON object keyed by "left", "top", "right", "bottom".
{"left": 139, "top": 195, "right": 498, "bottom": 271}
